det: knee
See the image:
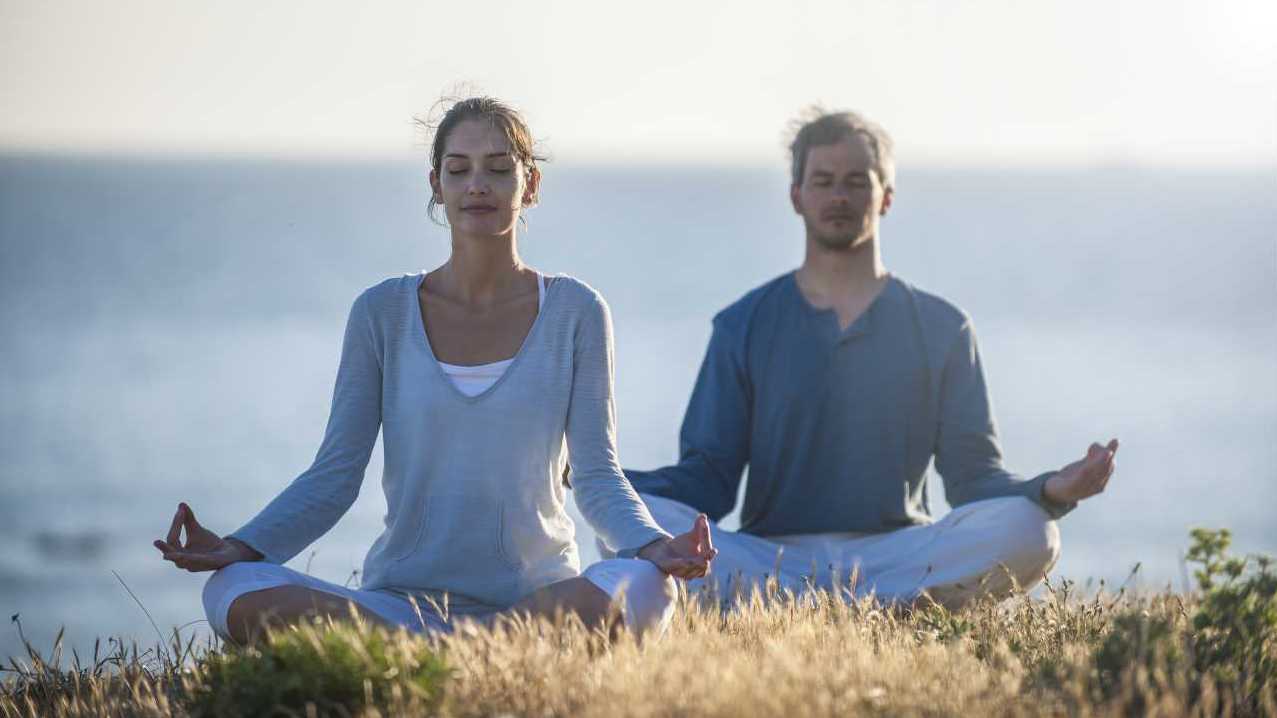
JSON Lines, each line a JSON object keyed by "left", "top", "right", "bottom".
{"left": 992, "top": 498, "right": 1061, "bottom": 588}
{"left": 583, "top": 559, "right": 677, "bottom": 637}
{"left": 621, "top": 561, "right": 678, "bottom": 636}
{"left": 202, "top": 562, "right": 274, "bottom": 642}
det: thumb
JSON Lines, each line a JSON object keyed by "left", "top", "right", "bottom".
{"left": 182, "top": 503, "right": 203, "bottom": 533}
{"left": 695, "top": 514, "right": 713, "bottom": 552}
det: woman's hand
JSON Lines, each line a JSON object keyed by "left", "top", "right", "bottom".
{"left": 153, "top": 503, "right": 260, "bottom": 572}
{"left": 637, "top": 513, "right": 717, "bottom": 579}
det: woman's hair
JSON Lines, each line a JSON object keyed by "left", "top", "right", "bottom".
{"left": 787, "top": 106, "right": 895, "bottom": 191}
{"left": 416, "top": 96, "right": 547, "bottom": 224}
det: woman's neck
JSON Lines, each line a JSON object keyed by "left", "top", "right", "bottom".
{"left": 432, "top": 231, "right": 532, "bottom": 306}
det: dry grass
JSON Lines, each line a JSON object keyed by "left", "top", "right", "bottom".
{"left": 5, "top": 573, "right": 1270, "bottom": 718}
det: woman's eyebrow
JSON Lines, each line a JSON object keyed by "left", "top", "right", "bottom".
{"left": 442, "top": 152, "right": 513, "bottom": 159}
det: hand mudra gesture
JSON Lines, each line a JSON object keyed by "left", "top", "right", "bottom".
{"left": 1044, "top": 439, "right": 1120, "bottom": 505}
{"left": 637, "top": 513, "right": 718, "bottom": 579}
{"left": 153, "top": 502, "right": 259, "bottom": 572}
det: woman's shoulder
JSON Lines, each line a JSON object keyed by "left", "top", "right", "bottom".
{"left": 544, "top": 273, "right": 608, "bottom": 311}
{"left": 352, "top": 272, "right": 422, "bottom": 310}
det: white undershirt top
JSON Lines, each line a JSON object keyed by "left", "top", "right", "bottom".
{"left": 437, "top": 274, "right": 545, "bottom": 397}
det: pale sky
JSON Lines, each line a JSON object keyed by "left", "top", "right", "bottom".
{"left": 2, "top": 0, "right": 1275, "bottom": 165}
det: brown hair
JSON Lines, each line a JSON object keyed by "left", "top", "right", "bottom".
{"left": 787, "top": 107, "right": 895, "bottom": 191}
{"left": 416, "top": 96, "right": 547, "bottom": 224}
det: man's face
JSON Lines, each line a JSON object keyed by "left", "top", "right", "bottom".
{"left": 790, "top": 134, "right": 892, "bottom": 251}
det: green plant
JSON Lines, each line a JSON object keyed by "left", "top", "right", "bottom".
{"left": 185, "top": 618, "right": 449, "bottom": 717}
{"left": 1185, "top": 527, "right": 1277, "bottom": 713}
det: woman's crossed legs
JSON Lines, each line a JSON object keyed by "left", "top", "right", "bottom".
{"left": 203, "top": 559, "right": 675, "bottom": 645}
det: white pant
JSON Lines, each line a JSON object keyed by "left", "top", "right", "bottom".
{"left": 202, "top": 558, "right": 676, "bottom": 641}
{"left": 619, "top": 494, "right": 1060, "bottom": 610}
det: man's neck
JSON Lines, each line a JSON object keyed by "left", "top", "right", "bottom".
{"left": 795, "top": 233, "right": 888, "bottom": 304}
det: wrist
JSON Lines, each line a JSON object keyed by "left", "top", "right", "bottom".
{"left": 224, "top": 537, "right": 263, "bottom": 562}
{"left": 635, "top": 537, "right": 669, "bottom": 560}
{"left": 1041, "top": 474, "right": 1068, "bottom": 505}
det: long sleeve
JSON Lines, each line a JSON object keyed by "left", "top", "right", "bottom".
{"left": 934, "top": 321, "right": 1074, "bottom": 519}
{"left": 228, "top": 291, "right": 384, "bottom": 563}
{"left": 566, "top": 293, "right": 673, "bottom": 556}
{"left": 625, "top": 317, "right": 751, "bottom": 521}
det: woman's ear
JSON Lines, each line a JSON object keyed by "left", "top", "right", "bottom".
{"left": 429, "top": 169, "right": 443, "bottom": 205}
{"left": 522, "top": 165, "right": 542, "bottom": 207}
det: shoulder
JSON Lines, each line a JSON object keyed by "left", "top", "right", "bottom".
{"left": 711, "top": 272, "right": 793, "bottom": 334}
{"left": 350, "top": 273, "right": 419, "bottom": 313}
{"left": 890, "top": 277, "right": 973, "bottom": 333}
{"left": 545, "top": 273, "right": 611, "bottom": 318}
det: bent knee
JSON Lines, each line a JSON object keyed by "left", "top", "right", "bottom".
{"left": 582, "top": 559, "right": 677, "bottom": 636}
{"left": 201, "top": 561, "right": 290, "bottom": 640}
{"left": 992, "top": 498, "right": 1061, "bottom": 585}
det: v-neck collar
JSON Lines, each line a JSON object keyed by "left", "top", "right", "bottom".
{"left": 411, "top": 272, "right": 555, "bottom": 403}
{"left": 786, "top": 271, "right": 896, "bottom": 343}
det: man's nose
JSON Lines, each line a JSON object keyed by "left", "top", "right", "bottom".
{"left": 466, "top": 178, "right": 490, "bottom": 195}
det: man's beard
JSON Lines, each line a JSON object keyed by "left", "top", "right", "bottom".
{"left": 809, "top": 218, "right": 871, "bottom": 251}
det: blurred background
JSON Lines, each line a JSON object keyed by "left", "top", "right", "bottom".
{"left": 1, "top": 0, "right": 1274, "bottom": 663}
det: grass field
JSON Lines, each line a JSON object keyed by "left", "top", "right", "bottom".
{"left": 3, "top": 529, "right": 1273, "bottom": 717}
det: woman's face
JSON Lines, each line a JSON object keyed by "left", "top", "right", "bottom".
{"left": 430, "top": 118, "right": 538, "bottom": 237}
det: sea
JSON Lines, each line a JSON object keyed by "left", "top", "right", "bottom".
{"left": 1, "top": 154, "right": 1273, "bottom": 663}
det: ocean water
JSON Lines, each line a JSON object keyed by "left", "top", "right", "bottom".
{"left": 1, "top": 155, "right": 1274, "bottom": 662}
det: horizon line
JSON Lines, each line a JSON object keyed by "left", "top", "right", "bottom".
{"left": 2, "top": 145, "right": 1275, "bottom": 173}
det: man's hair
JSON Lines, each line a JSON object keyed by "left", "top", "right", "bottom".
{"left": 787, "top": 107, "right": 895, "bottom": 191}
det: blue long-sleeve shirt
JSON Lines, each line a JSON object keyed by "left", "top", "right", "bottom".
{"left": 626, "top": 272, "right": 1072, "bottom": 536}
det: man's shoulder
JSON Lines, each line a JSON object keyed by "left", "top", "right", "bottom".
{"left": 890, "top": 277, "right": 972, "bottom": 332}
{"left": 711, "top": 272, "right": 794, "bottom": 333}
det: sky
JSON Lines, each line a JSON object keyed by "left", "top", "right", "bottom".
{"left": 1, "top": 0, "right": 1275, "bottom": 165}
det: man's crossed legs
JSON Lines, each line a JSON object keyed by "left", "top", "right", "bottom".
{"left": 613, "top": 495, "right": 1060, "bottom": 611}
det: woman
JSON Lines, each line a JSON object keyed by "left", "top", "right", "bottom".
{"left": 154, "top": 97, "right": 716, "bottom": 645}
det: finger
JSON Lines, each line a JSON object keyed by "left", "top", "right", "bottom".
{"left": 695, "top": 514, "right": 714, "bottom": 555}
{"left": 166, "top": 505, "right": 185, "bottom": 547}
{"left": 181, "top": 503, "right": 202, "bottom": 534}
{"left": 154, "top": 540, "right": 176, "bottom": 554}
{"left": 1107, "top": 438, "right": 1120, "bottom": 455}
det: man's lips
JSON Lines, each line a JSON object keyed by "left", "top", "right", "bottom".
{"left": 461, "top": 205, "right": 498, "bottom": 213}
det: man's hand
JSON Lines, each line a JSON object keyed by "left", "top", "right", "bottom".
{"left": 1044, "top": 439, "right": 1120, "bottom": 505}
{"left": 637, "top": 514, "right": 718, "bottom": 579}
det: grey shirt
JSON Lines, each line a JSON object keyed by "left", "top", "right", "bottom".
{"left": 230, "top": 273, "right": 670, "bottom": 609}
{"left": 627, "top": 272, "right": 1072, "bottom": 537}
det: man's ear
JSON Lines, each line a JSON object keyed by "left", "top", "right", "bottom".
{"left": 789, "top": 183, "right": 803, "bottom": 214}
{"left": 429, "top": 169, "right": 442, "bottom": 205}
{"left": 880, "top": 188, "right": 894, "bottom": 216}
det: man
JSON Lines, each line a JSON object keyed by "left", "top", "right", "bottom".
{"left": 619, "top": 109, "right": 1119, "bottom": 609}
